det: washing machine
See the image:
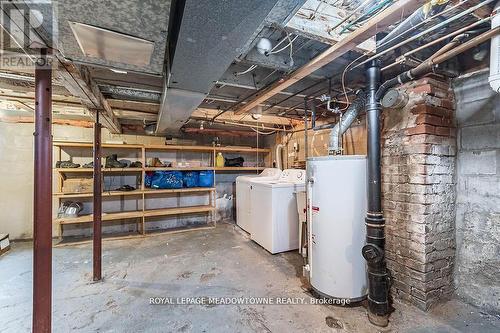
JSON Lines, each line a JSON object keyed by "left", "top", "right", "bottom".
{"left": 235, "top": 168, "right": 282, "bottom": 233}
{"left": 249, "top": 169, "right": 305, "bottom": 254}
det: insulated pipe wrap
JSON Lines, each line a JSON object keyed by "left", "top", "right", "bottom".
{"left": 376, "top": 0, "right": 450, "bottom": 52}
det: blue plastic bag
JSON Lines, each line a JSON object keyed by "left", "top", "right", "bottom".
{"left": 145, "top": 172, "right": 154, "bottom": 188}
{"left": 151, "top": 171, "right": 183, "bottom": 189}
{"left": 183, "top": 171, "right": 199, "bottom": 188}
{"left": 198, "top": 170, "right": 214, "bottom": 187}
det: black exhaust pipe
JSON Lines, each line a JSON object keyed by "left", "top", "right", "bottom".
{"left": 362, "top": 60, "right": 390, "bottom": 327}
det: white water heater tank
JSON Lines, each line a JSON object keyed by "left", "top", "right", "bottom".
{"left": 307, "top": 155, "right": 368, "bottom": 301}
{"left": 490, "top": 1, "right": 500, "bottom": 92}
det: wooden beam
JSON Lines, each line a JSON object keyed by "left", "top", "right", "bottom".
{"left": 57, "top": 60, "right": 121, "bottom": 133}
{"left": 0, "top": 93, "right": 161, "bottom": 122}
{"left": 191, "top": 108, "right": 295, "bottom": 126}
{"left": 0, "top": 115, "right": 94, "bottom": 127}
{"left": 114, "top": 109, "right": 157, "bottom": 121}
{"left": 234, "top": 0, "right": 427, "bottom": 115}
{"left": 452, "top": 0, "right": 492, "bottom": 19}
{"left": 182, "top": 127, "right": 258, "bottom": 137}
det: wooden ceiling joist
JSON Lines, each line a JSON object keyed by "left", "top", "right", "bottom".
{"left": 233, "top": 0, "right": 427, "bottom": 115}
{"left": 57, "top": 61, "right": 121, "bottom": 133}
{"left": 191, "top": 108, "right": 295, "bottom": 127}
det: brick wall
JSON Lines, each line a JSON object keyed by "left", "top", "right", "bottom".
{"left": 381, "top": 77, "right": 457, "bottom": 310}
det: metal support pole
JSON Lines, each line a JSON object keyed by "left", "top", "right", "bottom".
{"left": 311, "top": 101, "right": 316, "bottom": 131}
{"left": 93, "top": 111, "right": 102, "bottom": 281}
{"left": 304, "top": 98, "right": 309, "bottom": 162}
{"left": 362, "top": 60, "right": 390, "bottom": 327}
{"left": 33, "top": 48, "right": 52, "bottom": 333}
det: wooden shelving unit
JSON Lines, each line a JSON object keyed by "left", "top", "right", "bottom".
{"left": 53, "top": 141, "right": 271, "bottom": 241}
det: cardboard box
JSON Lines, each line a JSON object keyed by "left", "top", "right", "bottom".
{"left": 0, "top": 234, "right": 10, "bottom": 256}
{"left": 63, "top": 178, "right": 93, "bottom": 193}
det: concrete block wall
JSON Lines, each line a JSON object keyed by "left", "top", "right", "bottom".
{"left": 453, "top": 70, "right": 500, "bottom": 314}
{"left": 381, "top": 77, "right": 457, "bottom": 310}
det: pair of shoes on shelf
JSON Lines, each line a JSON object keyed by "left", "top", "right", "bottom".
{"left": 105, "top": 154, "right": 128, "bottom": 168}
{"left": 56, "top": 161, "right": 81, "bottom": 168}
{"left": 84, "top": 160, "right": 142, "bottom": 168}
{"left": 114, "top": 185, "right": 136, "bottom": 192}
{"left": 130, "top": 161, "right": 142, "bottom": 168}
{"left": 149, "top": 157, "right": 164, "bottom": 167}
{"left": 148, "top": 157, "right": 171, "bottom": 167}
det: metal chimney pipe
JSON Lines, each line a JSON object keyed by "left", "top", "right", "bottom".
{"left": 362, "top": 60, "right": 390, "bottom": 327}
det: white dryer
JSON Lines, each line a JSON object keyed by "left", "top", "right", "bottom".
{"left": 249, "top": 169, "right": 305, "bottom": 254}
{"left": 235, "top": 168, "right": 282, "bottom": 233}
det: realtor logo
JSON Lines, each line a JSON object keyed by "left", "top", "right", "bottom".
{"left": 0, "top": 0, "right": 57, "bottom": 69}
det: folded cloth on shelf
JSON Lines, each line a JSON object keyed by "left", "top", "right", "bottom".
{"left": 224, "top": 157, "right": 244, "bottom": 167}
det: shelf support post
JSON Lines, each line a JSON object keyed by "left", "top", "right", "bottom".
{"left": 93, "top": 109, "right": 103, "bottom": 281}
{"left": 33, "top": 48, "right": 53, "bottom": 333}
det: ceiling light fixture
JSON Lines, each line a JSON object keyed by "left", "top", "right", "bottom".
{"left": 251, "top": 105, "right": 263, "bottom": 120}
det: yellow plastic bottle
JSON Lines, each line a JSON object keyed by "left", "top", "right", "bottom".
{"left": 216, "top": 152, "right": 224, "bottom": 167}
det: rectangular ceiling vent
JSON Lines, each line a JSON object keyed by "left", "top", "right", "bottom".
{"left": 69, "top": 21, "right": 154, "bottom": 67}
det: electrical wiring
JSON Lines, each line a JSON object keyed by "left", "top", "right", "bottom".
{"left": 235, "top": 65, "right": 257, "bottom": 76}
{"left": 250, "top": 127, "right": 277, "bottom": 135}
{"left": 268, "top": 35, "right": 288, "bottom": 54}
{"left": 269, "top": 35, "right": 298, "bottom": 55}
{"left": 338, "top": 53, "right": 368, "bottom": 112}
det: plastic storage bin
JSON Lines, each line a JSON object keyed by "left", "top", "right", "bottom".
{"left": 198, "top": 170, "right": 214, "bottom": 187}
{"left": 182, "top": 171, "right": 199, "bottom": 188}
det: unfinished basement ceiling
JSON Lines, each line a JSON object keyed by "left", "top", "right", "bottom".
{"left": 0, "top": 0, "right": 495, "bottom": 136}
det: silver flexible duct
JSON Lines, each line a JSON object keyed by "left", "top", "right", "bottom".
{"left": 328, "top": 91, "right": 366, "bottom": 155}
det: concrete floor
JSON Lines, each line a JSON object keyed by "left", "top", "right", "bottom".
{"left": 1, "top": 223, "right": 499, "bottom": 333}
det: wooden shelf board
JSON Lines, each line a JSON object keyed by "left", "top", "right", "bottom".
{"left": 143, "top": 187, "right": 215, "bottom": 194}
{"left": 54, "top": 142, "right": 268, "bottom": 153}
{"left": 55, "top": 205, "right": 214, "bottom": 224}
{"left": 146, "top": 145, "right": 214, "bottom": 152}
{"left": 55, "top": 210, "right": 143, "bottom": 225}
{"left": 144, "top": 205, "right": 215, "bottom": 218}
{"left": 54, "top": 223, "right": 216, "bottom": 247}
{"left": 215, "top": 146, "right": 271, "bottom": 153}
{"left": 56, "top": 168, "right": 143, "bottom": 173}
{"left": 54, "top": 187, "right": 216, "bottom": 198}
{"left": 54, "top": 190, "right": 143, "bottom": 198}
{"left": 53, "top": 141, "right": 142, "bottom": 149}
{"left": 144, "top": 167, "right": 213, "bottom": 171}
{"left": 214, "top": 167, "right": 266, "bottom": 171}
